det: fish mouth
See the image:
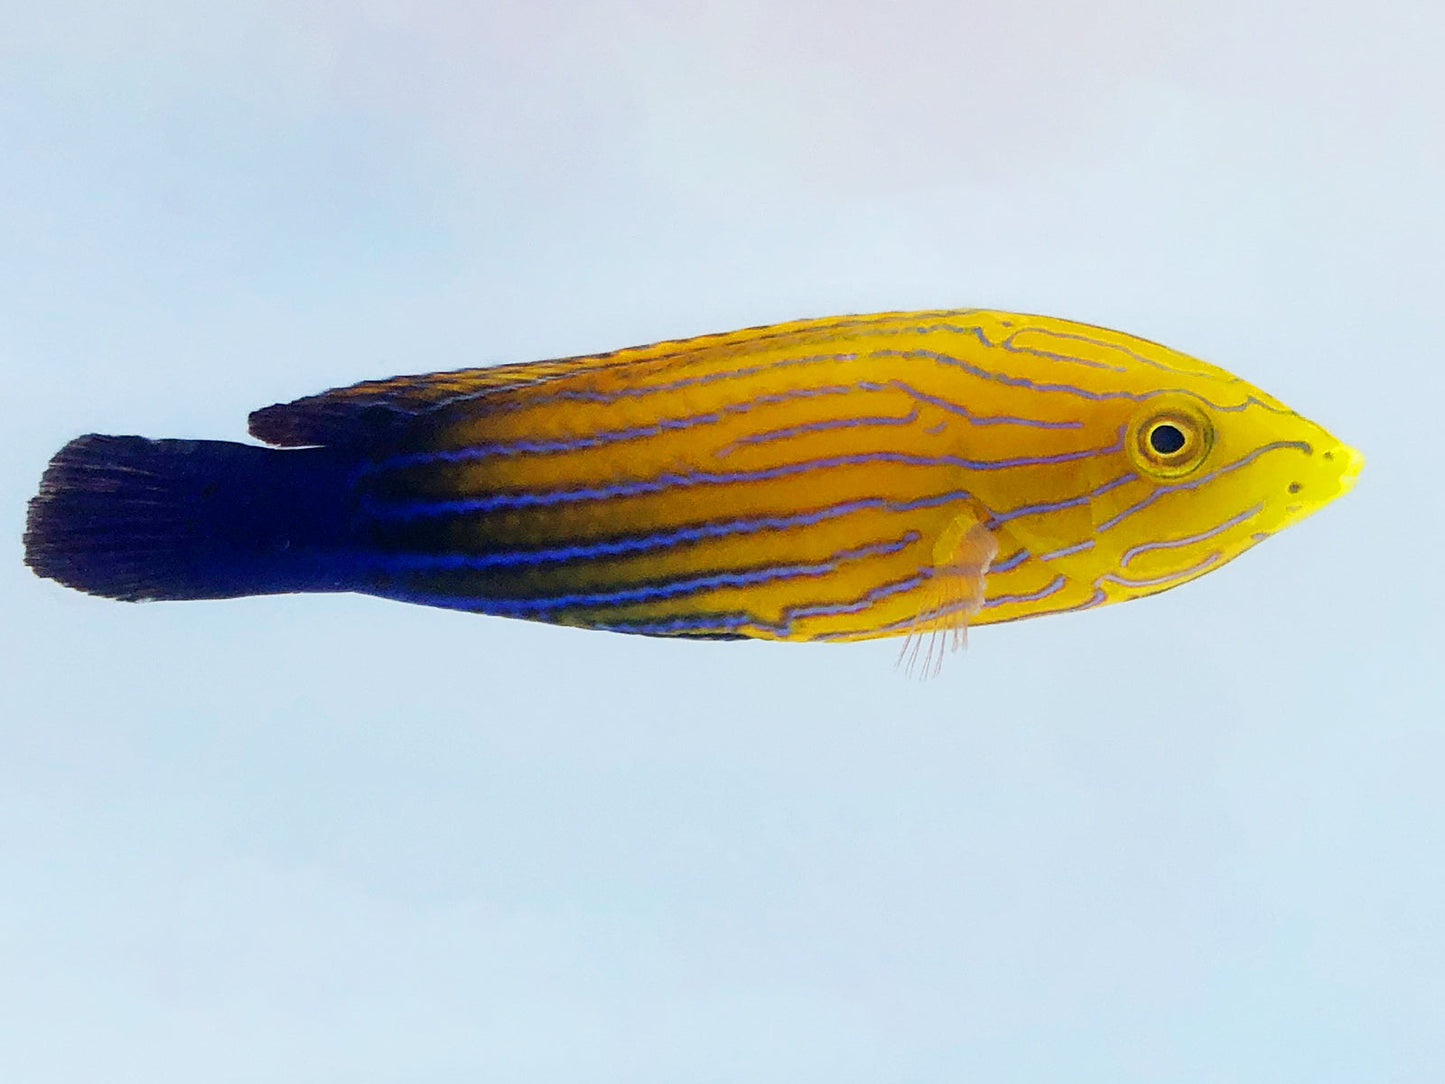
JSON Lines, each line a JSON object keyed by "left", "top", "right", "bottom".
{"left": 1271, "top": 441, "right": 1362, "bottom": 529}
{"left": 1331, "top": 444, "right": 1365, "bottom": 495}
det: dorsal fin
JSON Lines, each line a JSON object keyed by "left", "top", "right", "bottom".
{"left": 247, "top": 354, "right": 639, "bottom": 447}
{"left": 246, "top": 311, "right": 959, "bottom": 447}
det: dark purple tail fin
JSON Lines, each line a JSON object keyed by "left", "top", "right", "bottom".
{"left": 24, "top": 435, "right": 358, "bottom": 601}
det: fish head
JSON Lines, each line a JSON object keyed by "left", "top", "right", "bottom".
{"left": 973, "top": 317, "right": 1364, "bottom": 610}
{"left": 1070, "top": 380, "right": 1362, "bottom": 600}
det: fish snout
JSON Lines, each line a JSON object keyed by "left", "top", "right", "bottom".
{"left": 1281, "top": 442, "right": 1363, "bottom": 520}
{"left": 1329, "top": 444, "right": 1365, "bottom": 495}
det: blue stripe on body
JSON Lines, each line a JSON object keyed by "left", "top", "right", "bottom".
{"left": 900, "top": 321, "right": 1291, "bottom": 409}
{"left": 482, "top": 352, "right": 862, "bottom": 413}
{"left": 590, "top": 566, "right": 938, "bottom": 639}
{"left": 366, "top": 436, "right": 1126, "bottom": 519}
{"left": 878, "top": 380, "right": 1084, "bottom": 428}
{"left": 1094, "top": 442, "right": 1309, "bottom": 533}
{"left": 994, "top": 329, "right": 1128, "bottom": 371}
{"left": 359, "top": 315, "right": 1280, "bottom": 434}
{"left": 1033, "top": 539, "right": 1096, "bottom": 562}
{"left": 809, "top": 571, "right": 1069, "bottom": 641}
{"left": 776, "top": 568, "right": 933, "bottom": 626}
{"left": 385, "top": 532, "right": 922, "bottom": 616}
{"left": 411, "top": 312, "right": 992, "bottom": 411}
{"left": 994, "top": 326, "right": 1213, "bottom": 379}
{"left": 585, "top": 547, "right": 1071, "bottom": 642}
{"left": 982, "top": 575, "right": 1068, "bottom": 608}
{"left": 591, "top": 612, "right": 755, "bottom": 637}
{"left": 1098, "top": 551, "right": 1222, "bottom": 589}
{"left": 811, "top": 595, "right": 974, "bottom": 641}
{"left": 426, "top": 315, "right": 1005, "bottom": 415}
{"left": 1119, "top": 502, "right": 1263, "bottom": 567}
{"left": 873, "top": 348, "right": 1150, "bottom": 403}
{"left": 841, "top": 579, "right": 1100, "bottom": 636}
{"left": 713, "top": 407, "right": 919, "bottom": 456}
{"left": 589, "top": 540, "right": 1054, "bottom": 641}
{"left": 988, "top": 471, "right": 1138, "bottom": 526}
{"left": 874, "top": 346, "right": 1289, "bottom": 414}
{"left": 365, "top": 373, "right": 1088, "bottom": 474}
{"left": 362, "top": 382, "right": 854, "bottom": 472}
{"left": 361, "top": 489, "right": 977, "bottom": 571}
{"left": 876, "top": 320, "right": 1222, "bottom": 381}
{"left": 1018, "top": 586, "right": 1108, "bottom": 619}
{"left": 430, "top": 321, "right": 1184, "bottom": 420}
{"left": 989, "top": 548, "right": 1030, "bottom": 573}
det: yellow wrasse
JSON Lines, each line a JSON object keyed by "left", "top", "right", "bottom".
{"left": 25, "top": 309, "right": 1361, "bottom": 662}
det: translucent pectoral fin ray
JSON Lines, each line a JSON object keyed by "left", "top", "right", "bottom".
{"left": 899, "top": 510, "right": 999, "bottom": 679}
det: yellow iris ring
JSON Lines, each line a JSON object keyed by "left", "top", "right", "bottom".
{"left": 1127, "top": 397, "right": 1214, "bottom": 478}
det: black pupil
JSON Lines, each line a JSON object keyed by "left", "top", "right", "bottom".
{"left": 1150, "top": 424, "right": 1187, "bottom": 455}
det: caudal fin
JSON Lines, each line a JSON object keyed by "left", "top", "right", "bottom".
{"left": 24, "top": 434, "right": 357, "bottom": 601}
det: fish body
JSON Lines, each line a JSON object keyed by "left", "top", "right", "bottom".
{"left": 24, "top": 310, "right": 1361, "bottom": 648}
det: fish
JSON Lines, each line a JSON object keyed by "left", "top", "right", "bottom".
{"left": 23, "top": 309, "right": 1361, "bottom": 669}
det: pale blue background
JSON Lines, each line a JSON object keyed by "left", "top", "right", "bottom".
{"left": 2, "top": 3, "right": 1440, "bottom": 1081}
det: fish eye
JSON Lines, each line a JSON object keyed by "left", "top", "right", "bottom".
{"left": 1129, "top": 402, "right": 1213, "bottom": 479}
{"left": 1149, "top": 423, "right": 1186, "bottom": 455}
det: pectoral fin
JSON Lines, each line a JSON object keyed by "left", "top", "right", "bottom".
{"left": 900, "top": 510, "right": 999, "bottom": 677}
